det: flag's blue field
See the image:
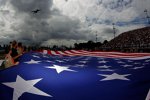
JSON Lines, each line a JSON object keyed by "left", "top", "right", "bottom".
{"left": 0, "top": 52, "right": 150, "bottom": 100}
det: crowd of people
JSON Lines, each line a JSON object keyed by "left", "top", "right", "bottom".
{"left": 102, "top": 26, "right": 150, "bottom": 52}
{"left": 2, "top": 40, "right": 24, "bottom": 68}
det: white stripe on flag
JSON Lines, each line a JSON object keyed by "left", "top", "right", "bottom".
{"left": 57, "top": 51, "right": 67, "bottom": 55}
{"left": 42, "top": 50, "right": 150, "bottom": 59}
{"left": 51, "top": 51, "right": 59, "bottom": 55}
{"left": 64, "top": 51, "right": 74, "bottom": 55}
{"left": 70, "top": 50, "right": 83, "bottom": 53}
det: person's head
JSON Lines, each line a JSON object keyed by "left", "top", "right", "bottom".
{"left": 18, "top": 42, "right": 22, "bottom": 48}
{"left": 9, "top": 42, "right": 12, "bottom": 49}
{"left": 9, "top": 42, "right": 12, "bottom": 45}
{"left": 12, "top": 40, "right": 17, "bottom": 48}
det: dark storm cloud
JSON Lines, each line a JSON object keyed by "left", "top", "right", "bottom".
{"left": 10, "top": 0, "right": 52, "bottom": 18}
{"left": 0, "top": 0, "right": 7, "bottom": 6}
{"left": 2, "top": 0, "right": 148, "bottom": 45}
{"left": 0, "top": 21, "right": 5, "bottom": 27}
{"left": 102, "top": 27, "right": 119, "bottom": 36}
{"left": 0, "top": 9, "right": 10, "bottom": 14}
{"left": 9, "top": 0, "right": 88, "bottom": 45}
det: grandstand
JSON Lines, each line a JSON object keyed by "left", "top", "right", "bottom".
{"left": 102, "top": 26, "right": 150, "bottom": 53}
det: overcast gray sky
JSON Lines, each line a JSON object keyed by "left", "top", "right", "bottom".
{"left": 0, "top": 0, "right": 150, "bottom": 46}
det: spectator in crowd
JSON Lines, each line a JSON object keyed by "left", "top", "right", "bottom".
{"left": 17, "top": 42, "right": 24, "bottom": 55}
{"left": 11, "top": 40, "right": 21, "bottom": 62}
{"left": 4, "top": 47, "right": 19, "bottom": 68}
{"left": 3, "top": 40, "right": 24, "bottom": 68}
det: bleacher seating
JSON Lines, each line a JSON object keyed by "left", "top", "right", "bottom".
{"left": 102, "top": 26, "right": 150, "bottom": 52}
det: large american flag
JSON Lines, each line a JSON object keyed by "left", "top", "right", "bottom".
{"left": 0, "top": 50, "right": 150, "bottom": 100}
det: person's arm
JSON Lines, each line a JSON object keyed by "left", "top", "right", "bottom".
{"left": 13, "top": 54, "right": 22, "bottom": 60}
{"left": 9, "top": 55, "right": 19, "bottom": 66}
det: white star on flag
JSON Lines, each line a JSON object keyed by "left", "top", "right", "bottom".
{"left": 46, "top": 60, "right": 54, "bottom": 63}
{"left": 145, "top": 59, "right": 150, "bottom": 62}
{"left": 24, "top": 59, "right": 41, "bottom": 64}
{"left": 43, "top": 55, "right": 49, "bottom": 58}
{"left": 78, "top": 61, "right": 88, "bottom": 64}
{"left": 146, "top": 89, "right": 150, "bottom": 100}
{"left": 56, "top": 60, "right": 64, "bottom": 63}
{"left": 131, "top": 66, "right": 144, "bottom": 70}
{"left": 46, "top": 65, "right": 76, "bottom": 74}
{"left": 117, "top": 61, "right": 125, "bottom": 64}
{"left": 97, "top": 65, "right": 111, "bottom": 68}
{"left": 99, "top": 69, "right": 115, "bottom": 72}
{"left": 32, "top": 55, "right": 40, "bottom": 58}
{"left": 62, "top": 59, "right": 69, "bottom": 61}
{"left": 143, "top": 63, "right": 149, "bottom": 65}
{"left": 114, "top": 58, "right": 120, "bottom": 61}
{"left": 134, "top": 62, "right": 140, "bottom": 65}
{"left": 121, "top": 64, "right": 132, "bottom": 67}
{"left": 75, "top": 64, "right": 86, "bottom": 67}
{"left": 83, "top": 57, "right": 91, "bottom": 60}
{"left": 98, "top": 60, "right": 108, "bottom": 63}
{"left": 98, "top": 73, "right": 131, "bottom": 81}
{"left": 128, "top": 60, "right": 133, "bottom": 62}
{"left": 97, "top": 58, "right": 104, "bottom": 60}
{"left": 2, "top": 75, "right": 52, "bottom": 100}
